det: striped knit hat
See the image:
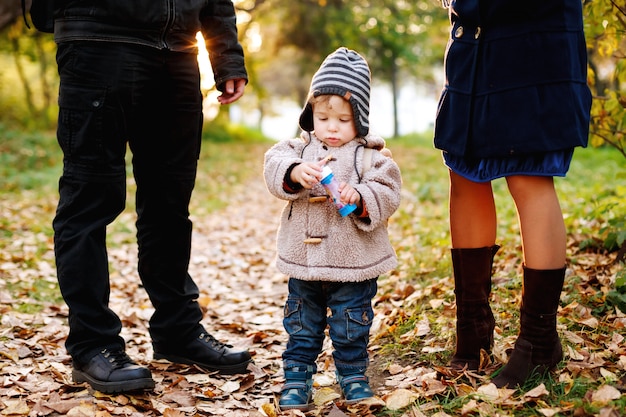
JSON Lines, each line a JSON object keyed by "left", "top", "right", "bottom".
{"left": 299, "top": 47, "right": 371, "bottom": 137}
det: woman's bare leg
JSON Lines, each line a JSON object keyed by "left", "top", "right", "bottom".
{"left": 505, "top": 175, "right": 566, "bottom": 269}
{"left": 449, "top": 170, "right": 497, "bottom": 248}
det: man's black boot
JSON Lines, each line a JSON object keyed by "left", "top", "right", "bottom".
{"left": 154, "top": 332, "right": 252, "bottom": 374}
{"left": 72, "top": 349, "right": 155, "bottom": 393}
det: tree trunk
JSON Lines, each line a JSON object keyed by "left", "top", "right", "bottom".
{"left": 0, "top": 0, "right": 30, "bottom": 31}
{"left": 11, "top": 37, "right": 38, "bottom": 122}
{"left": 390, "top": 58, "right": 399, "bottom": 138}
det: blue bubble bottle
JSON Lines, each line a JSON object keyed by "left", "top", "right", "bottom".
{"left": 320, "top": 166, "right": 356, "bottom": 217}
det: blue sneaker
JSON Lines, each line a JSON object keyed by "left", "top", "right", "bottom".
{"left": 279, "top": 366, "right": 314, "bottom": 411}
{"left": 337, "top": 372, "right": 374, "bottom": 404}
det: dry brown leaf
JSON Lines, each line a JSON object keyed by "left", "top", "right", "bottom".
{"left": 66, "top": 402, "right": 98, "bottom": 417}
{"left": 1, "top": 399, "right": 30, "bottom": 415}
{"left": 591, "top": 385, "right": 622, "bottom": 404}
{"left": 562, "top": 330, "right": 586, "bottom": 345}
{"left": 383, "top": 388, "right": 419, "bottom": 410}
{"left": 219, "top": 379, "right": 241, "bottom": 394}
{"left": 388, "top": 363, "right": 404, "bottom": 375}
{"left": 327, "top": 403, "right": 349, "bottom": 417}
{"left": 420, "top": 379, "right": 448, "bottom": 397}
{"left": 476, "top": 383, "right": 499, "bottom": 401}
{"left": 537, "top": 407, "right": 561, "bottom": 417}
{"left": 162, "top": 409, "right": 187, "bottom": 417}
{"left": 524, "top": 383, "right": 549, "bottom": 399}
{"left": 460, "top": 399, "right": 479, "bottom": 415}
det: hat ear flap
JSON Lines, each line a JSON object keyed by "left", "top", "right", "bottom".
{"left": 354, "top": 106, "right": 369, "bottom": 137}
{"left": 299, "top": 102, "right": 314, "bottom": 132}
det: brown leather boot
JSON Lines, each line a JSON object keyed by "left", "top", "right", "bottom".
{"left": 491, "top": 265, "right": 565, "bottom": 388}
{"left": 449, "top": 245, "right": 500, "bottom": 371}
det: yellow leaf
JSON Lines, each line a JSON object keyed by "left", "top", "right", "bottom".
{"left": 454, "top": 383, "right": 474, "bottom": 397}
{"left": 260, "top": 402, "right": 277, "bottom": 417}
{"left": 313, "top": 386, "right": 341, "bottom": 406}
{"left": 0, "top": 348, "right": 19, "bottom": 363}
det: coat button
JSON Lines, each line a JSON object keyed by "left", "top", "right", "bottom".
{"left": 474, "top": 27, "right": 481, "bottom": 39}
{"left": 303, "top": 238, "right": 322, "bottom": 244}
{"left": 454, "top": 26, "right": 464, "bottom": 38}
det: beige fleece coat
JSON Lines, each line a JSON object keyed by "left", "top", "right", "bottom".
{"left": 264, "top": 132, "right": 402, "bottom": 282}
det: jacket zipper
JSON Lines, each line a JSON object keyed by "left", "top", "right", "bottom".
{"left": 160, "top": 0, "right": 175, "bottom": 49}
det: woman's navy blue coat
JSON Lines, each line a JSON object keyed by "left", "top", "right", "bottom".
{"left": 434, "top": 0, "right": 591, "bottom": 159}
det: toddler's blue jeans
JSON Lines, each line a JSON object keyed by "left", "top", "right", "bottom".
{"left": 282, "top": 278, "right": 377, "bottom": 375}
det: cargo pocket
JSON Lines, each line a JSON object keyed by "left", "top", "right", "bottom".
{"left": 57, "top": 83, "right": 112, "bottom": 166}
{"left": 283, "top": 298, "right": 303, "bottom": 335}
{"left": 345, "top": 307, "right": 373, "bottom": 342}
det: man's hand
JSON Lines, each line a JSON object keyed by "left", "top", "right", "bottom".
{"left": 217, "top": 78, "right": 246, "bottom": 104}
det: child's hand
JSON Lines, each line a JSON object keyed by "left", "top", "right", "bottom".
{"left": 338, "top": 183, "right": 361, "bottom": 207}
{"left": 291, "top": 162, "right": 323, "bottom": 189}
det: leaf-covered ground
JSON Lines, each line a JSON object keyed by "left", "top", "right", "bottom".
{"left": 1, "top": 148, "right": 624, "bottom": 417}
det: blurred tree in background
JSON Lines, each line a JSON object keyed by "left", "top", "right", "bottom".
{"left": 1, "top": 0, "right": 625, "bottom": 158}
{"left": 584, "top": 0, "right": 626, "bottom": 157}
{"left": 238, "top": 0, "right": 448, "bottom": 137}
{"left": 0, "top": 8, "right": 56, "bottom": 129}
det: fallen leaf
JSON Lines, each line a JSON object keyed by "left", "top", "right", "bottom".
{"left": 313, "top": 386, "right": 341, "bottom": 406}
{"left": 524, "top": 383, "right": 549, "bottom": 399}
{"left": 477, "top": 383, "right": 499, "bottom": 401}
{"left": 567, "top": 345, "right": 586, "bottom": 361}
{"left": 460, "top": 399, "right": 479, "bottom": 415}
{"left": 327, "top": 403, "right": 349, "bottom": 417}
{"left": 388, "top": 363, "right": 404, "bottom": 375}
{"left": 220, "top": 380, "right": 241, "bottom": 394}
{"left": 537, "top": 407, "right": 561, "bottom": 417}
{"left": 260, "top": 402, "right": 277, "bottom": 417}
{"left": 591, "top": 385, "right": 621, "bottom": 404}
{"left": 383, "top": 388, "right": 419, "bottom": 410}
{"left": 1, "top": 399, "right": 29, "bottom": 415}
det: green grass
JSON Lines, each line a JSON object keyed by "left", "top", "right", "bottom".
{"left": 0, "top": 128, "right": 61, "bottom": 193}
